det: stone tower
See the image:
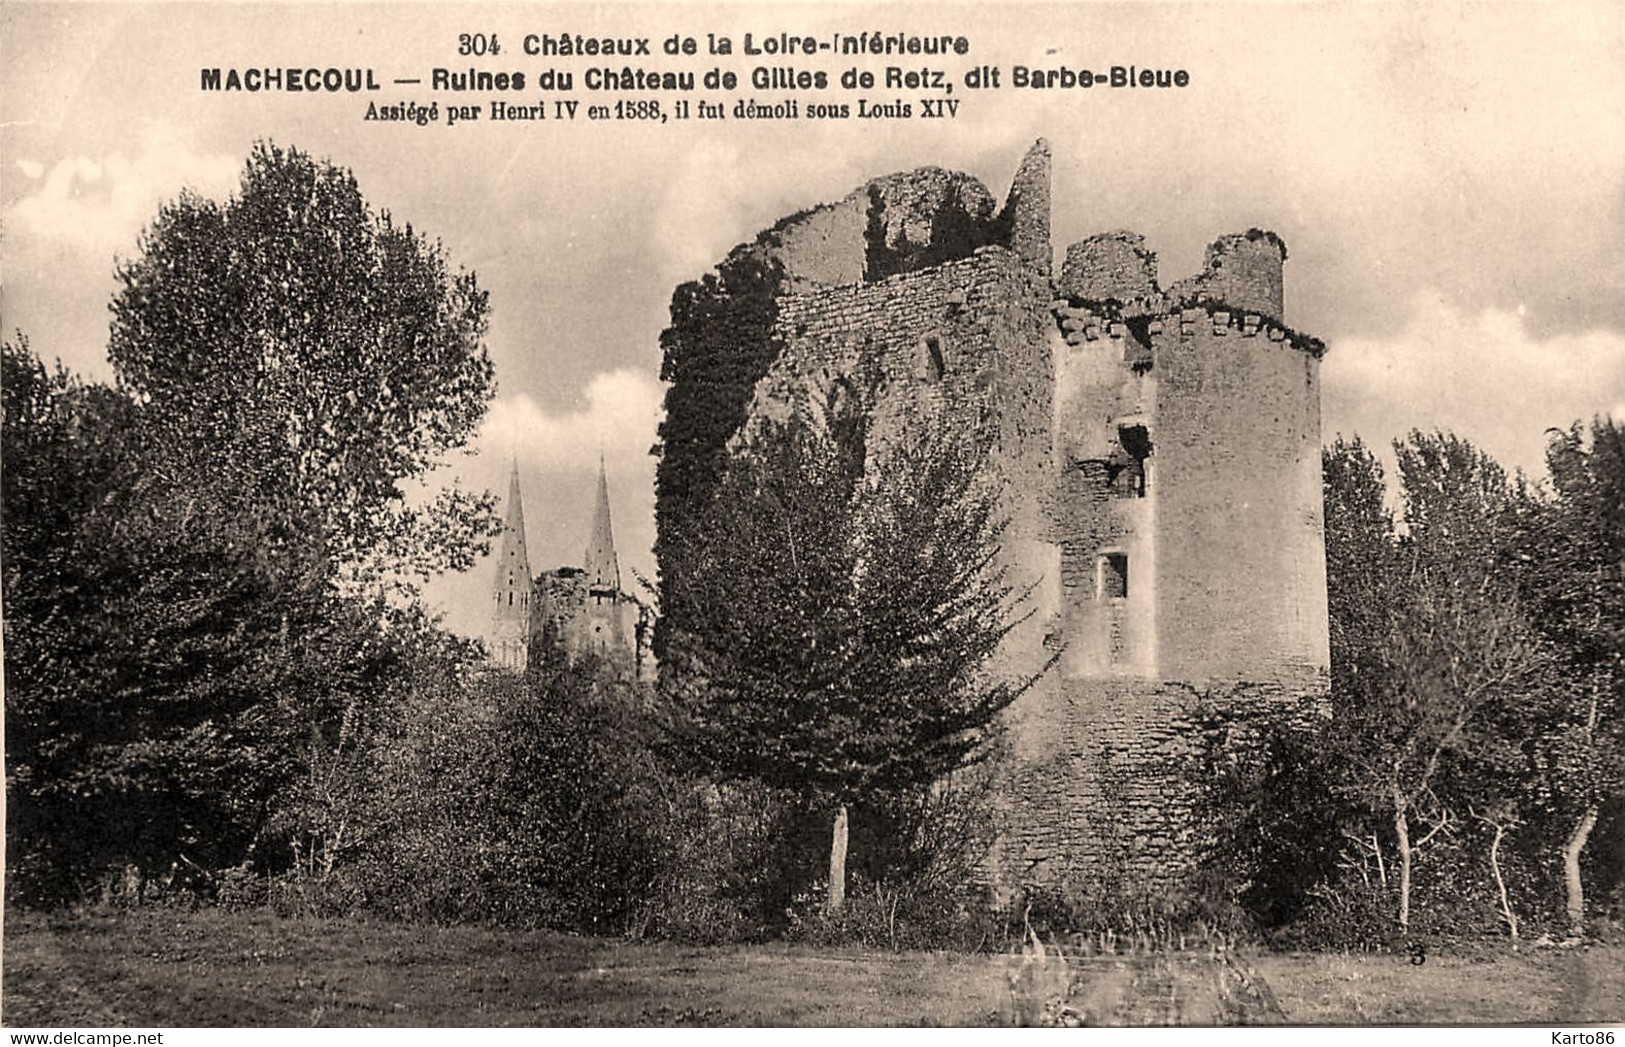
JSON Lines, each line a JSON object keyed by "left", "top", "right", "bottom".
{"left": 489, "top": 460, "right": 532, "bottom": 671}
{"left": 1026, "top": 227, "right": 1331, "bottom": 889}
{"left": 1052, "top": 230, "right": 1328, "bottom": 686}
{"left": 585, "top": 456, "right": 620, "bottom": 596}
{"left": 526, "top": 461, "right": 642, "bottom": 676}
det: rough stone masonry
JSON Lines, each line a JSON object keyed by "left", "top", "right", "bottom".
{"left": 656, "top": 140, "right": 1331, "bottom": 897}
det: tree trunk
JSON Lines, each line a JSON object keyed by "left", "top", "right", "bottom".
{"left": 1563, "top": 676, "right": 1604, "bottom": 940}
{"left": 826, "top": 804, "right": 849, "bottom": 915}
{"left": 1487, "top": 821, "right": 1517, "bottom": 941}
{"left": 1394, "top": 799, "right": 1412, "bottom": 934}
{"left": 1563, "top": 805, "right": 1598, "bottom": 939}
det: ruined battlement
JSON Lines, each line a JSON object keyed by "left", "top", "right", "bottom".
{"left": 742, "top": 164, "right": 1009, "bottom": 293}
{"left": 1003, "top": 139, "right": 1051, "bottom": 269}
{"left": 1058, "top": 231, "right": 1160, "bottom": 306}
{"left": 1053, "top": 301, "right": 1326, "bottom": 361}
{"left": 1058, "top": 227, "right": 1296, "bottom": 327}
{"left": 1167, "top": 229, "right": 1289, "bottom": 322}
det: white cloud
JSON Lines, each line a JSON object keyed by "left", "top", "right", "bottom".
{"left": 473, "top": 365, "right": 664, "bottom": 586}
{"left": 648, "top": 127, "right": 887, "bottom": 283}
{"left": 479, "top": 367, "right": 664, "bottom": 475}
{"left": 651, "top": 136, "right": 767, "bottom": 280}
{"left": 1323, "top": 290, "right": 1625, "bottom": 479}
{"left": 5, "top": 123, "right": 239, "bottom": 260}
{"left": 0, "top": 126, "right": 242, "bottom": 379}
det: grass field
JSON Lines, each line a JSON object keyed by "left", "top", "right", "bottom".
{"left": 4, "top": 908, "right": 1621, "bottom": 1027}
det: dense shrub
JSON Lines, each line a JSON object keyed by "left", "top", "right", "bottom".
{"left": 781, "top": 776, "right": 1007, "bottom": 951}
{"left": 637, "top": 780, "right": 813, "bottom": 944}
{"left": 263, "top": 656, "right": 671, "bottom": 933}
{"left": 1276, "top": 873, "right": 1397, "bottom": 951}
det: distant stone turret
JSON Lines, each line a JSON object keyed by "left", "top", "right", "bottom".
{"left": 489, "top": 460, "right": 532, "bottom": 671}
{"left": 532, "top": 459, "right": 641, "bottom": 676}
{"left": 584, "top": 456, "right": 621, "bottom": 596}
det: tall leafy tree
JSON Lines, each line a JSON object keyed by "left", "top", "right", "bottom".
{"left": 107, "top": 140, "right": 498, "bottom": 590}
{"left": 5, "top": 142, "right": 501, "bottom": 898}
{"left": 665, "top": 385, "right": 1049, "bottom": 912}
{"left": 1323, "top": 436, "right": 1402, "bottom": 705}
{"left": 1321, "top": 432, "right": 1546, "bottom": 933}
{"left": 1511, "top": 420, "right": 1625, "bottom": 936}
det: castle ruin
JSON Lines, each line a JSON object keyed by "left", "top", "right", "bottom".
{"left": 655, "top": 141, "right": 1331, "bottom": 891}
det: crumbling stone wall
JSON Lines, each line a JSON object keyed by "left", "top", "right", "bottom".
{"left": 751, "top": 166, "right": 1006, "bottom": 293}
{"left": 997, "top": 675, "right": 1322, "bottom": 894}
{"left": 654, "top": 164, "right": 1009, "bottom": 658}
{"left": 746, "top": 245, "right": 1059, "bottom": 667}
{"left": 1058, "top": 231, "right": 1159, "bottom": 305}
{"left": 1050, "top": 308, "right": 1160, "bottom": 680}
{"left": 1002, "top": 140, "right": 1051, "bottom": 270}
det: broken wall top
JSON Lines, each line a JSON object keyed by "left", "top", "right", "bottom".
{"left": 716, "top": 139, "right": 1053, "bottom": 293}
{"left": 1059, "top": 227, "right": 1292, "bottom": 326}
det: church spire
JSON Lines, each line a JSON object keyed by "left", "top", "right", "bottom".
{"left": 490, "top": 458, "right": 532, "bottom": 669}
{"left": 584, "top": 455, "right": 620, "bottom": 595}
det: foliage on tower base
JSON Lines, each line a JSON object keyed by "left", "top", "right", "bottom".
{"left": 653, "top": 249, "right": 787, "bottom": 661}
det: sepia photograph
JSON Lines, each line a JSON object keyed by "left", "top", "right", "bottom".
{"left": 2, "top": 0, "right": 1622, "bottom": 1032}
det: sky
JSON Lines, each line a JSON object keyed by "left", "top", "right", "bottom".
{"left": 3, "top": 1, "right": 1622, "bottom": 642}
